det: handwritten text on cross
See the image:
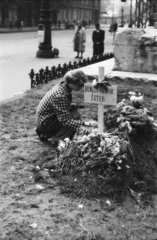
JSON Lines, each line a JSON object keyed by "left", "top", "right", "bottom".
{"left": 84, "top": 83, "right": 117, "bottom": 105}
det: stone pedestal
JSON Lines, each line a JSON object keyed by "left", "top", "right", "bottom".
{"left": 114, "top": 29, "right": 157, "bottom": 74}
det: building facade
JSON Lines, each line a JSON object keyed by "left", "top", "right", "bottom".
{"left": 148, "top": 0, "right": 157, "bottom": 26}
{"left": 57, "top": 0, "right": 100, "bottom": 25}
{"left": 135, "top": 0, "right": 157, "bottom": 27}
{"left": 0, "top": 0, "right": 100, "bottom": 28}
{"left": 0, "top": 0, "right": 40, "bottom": 28}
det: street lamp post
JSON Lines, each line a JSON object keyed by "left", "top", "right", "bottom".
{"left": 129, "top": 0, "right": 133, "bottom": 27}
{"left": 112, "top": 0, "right": 115, "bottom": 24}
{"left": 121, "top": 0, "right": 132, "bottom": 27}
{"left": 36, "top": 0, "right": 54, "bottom": 58}
{"left": 121, "top": 0, "right": 126, "bottom": 27}
{"left": 121, "top": 7, "right": 124, "bottom": 27}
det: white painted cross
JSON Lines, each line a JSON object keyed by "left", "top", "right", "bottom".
{"left": 84, "top": 66, "right": 117, "bottom": 132}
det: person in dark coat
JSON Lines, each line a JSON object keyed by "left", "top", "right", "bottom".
{"left": 92, "top": 23, "right": 105, "bottom": 57}
{"left": 112, "top": 21, "right": 118, "bottom": 41}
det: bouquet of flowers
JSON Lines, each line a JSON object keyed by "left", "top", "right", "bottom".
{"left": 94, "top": 91, "right": 157, "bottom": 134}
{"left": 57, "top": 129, "right": 131, "bottom": 174}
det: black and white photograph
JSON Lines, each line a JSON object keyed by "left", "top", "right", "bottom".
{"left": 0, "top": 0, "right": 157, "bottom": 239}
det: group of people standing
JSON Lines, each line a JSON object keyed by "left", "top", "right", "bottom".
{"left": 9, "top": 19, "right": 24, "bottom": 30}
{"left": 73, "top": 22, "right": 105, "bottom": 59}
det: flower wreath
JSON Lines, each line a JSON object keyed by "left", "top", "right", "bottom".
{"left": 92, "top": 79, "right": 111, "bottom": 91}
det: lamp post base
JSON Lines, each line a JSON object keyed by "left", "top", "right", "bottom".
{"left": 36, "top": 50, "right": 55, "bottom": 58}
{"left": 36, "top": 0, "right": 57, "bottom": 59}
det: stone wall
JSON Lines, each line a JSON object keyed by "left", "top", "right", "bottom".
{"left": 114, "top": 29, "right": 157, "bottom": 74}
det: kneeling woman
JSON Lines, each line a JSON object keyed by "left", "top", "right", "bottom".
{"left": 36, "top": 70, "right": 89, "bottom": 145}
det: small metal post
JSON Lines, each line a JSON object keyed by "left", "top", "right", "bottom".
{"left": 98, "top": 66, "right": 105, "bottom": 132}
{"left": 29, "top": 69, "right": 35, "bottom": 88}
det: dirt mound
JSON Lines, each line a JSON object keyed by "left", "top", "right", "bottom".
{"left": 1, "top": 82, "right": 157, "bottom": 239}
{"left": 39, "top": 93, "right": 157, "bottom": 206}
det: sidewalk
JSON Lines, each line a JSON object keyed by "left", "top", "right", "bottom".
{"left": 0, "top": 26, "right": 38, "bottom": 33}
{"left": 0, "top": 58, "right": 114, "bottom": 106}
{"left": 0, "top": 24, "right": 114, "bottom": 104}
{"left": 0, "top": 25, "right": 96, "bottom": 34}
{"left": 2, "top": 53, "right": 157, "bottom": 106}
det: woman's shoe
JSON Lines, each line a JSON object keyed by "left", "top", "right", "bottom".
{"left": 79, "top": 56, "right": 83, "bottom": 59}
{"left": 36, "top": 128, "right": 48, "bottom": 142}
{"left": 39, "top": 133, "right": 48, "bottom": 142}
{"left": 75, "top": 56, "right": 79, "bottom": 58}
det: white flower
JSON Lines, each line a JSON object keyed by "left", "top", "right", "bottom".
{"left": 130, "top": 95, "right": 143, "bottom": 104}
{"left": 121, "top": 105, "right": 134, "bottom": 113}
{"left": 64, "top": 138, "right": 70, "bottom": 143}
{"left": 108, "top": 157, "right": 114, "bottom": 164}
{"left": 120, "top": 122, "right": 125, "bottom": 128}
{"left": 126, "top": 165, "right": 131, "bottom": 168}
{"left": 88, "top": 133, "right": 95, "bottom": 138}
{"left": 101, "top": 132, "right": 110, "bottom": 138}
{"left": 92, "top": 129, "right": 100, "bottom": 133}
{"left": 89, "top": 120, "right": 98, "bottom": 127}
{"left": 79, "top": 135, "right": 89, "bottom": 143}
{"left": 58, "top": 140, "right": 66, "bottom": 151}
{"left": 84, "top": 143, "right": 89, "bottom": 149}
{"left": 153, "top": 122, "right": 157, "bottom": 127}
{"left": 92, "top": 129, "right": 100, "bottom": 134}
{"left": 117, "top": 101, "right": 126, "bottom": 108}
{"left": 147, "top": 116, "right": 154, "bottom": 122}
{"left": 128, "top": 91, "right": 136, "bottom": 96}
{"left": 117, "top": 116, "right": 124, "bottom": 123}
{"left": 97, "top": 147, "right": 102, "bottom": 152}
{"left": 111, "top": 136, "right": 119, "bottom": 142}
{"left": 105, "top": 138, "right": 112, "bottom": 146}
{"left": 58, "top": 145, "right": 62, "bottom": 152}
{"left": 143, "top": 108, "right": 149, "bottom": 114}
{"left": 130, "top": 95, "right": 137, "bottom": 103}
{"left": 78, "top": 204, "right": 83, "bottom": 209}
{"left": 117, "top": 166, "right": 121, "bottom": 170}
{"left": 106, "top": 200, "right": 111, "bottom": 205}
{"left": 120, "top": 121, "right": 132, "bottom": 132}
{"left": 136, "top": 95, "right": 143, "bottom": 103}
{"left": 125, "top": 121, "right": 132, "bottom": 132}
{"left": 35, "top": 184, "right": 45, "bottom": 190}
{"left": 115, "top": 142, "right": 120, "bottom": 148}
{"left": 92, "top": 79, "right": 98, "bottom": 87}
{"left": 100, "top": 140, "right": 105, "bottom": 147}
{"left": 112, "top": 146, "right": 120, "bottom": 156}
{"left": 30, "top": 223, "right": 37, "bottom": 229}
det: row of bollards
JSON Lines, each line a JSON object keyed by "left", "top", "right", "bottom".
{"left": 29, "top": 52, "right": 114, "bottom": 88}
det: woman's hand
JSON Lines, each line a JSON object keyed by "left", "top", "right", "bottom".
{"left": 83, "top": 121, "right": 98, "bottom": 127}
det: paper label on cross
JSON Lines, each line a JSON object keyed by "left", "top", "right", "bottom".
{"left": 84, "top": 83, "right": 117, "bottom": 105}
{"left": 84, "top": 67, "right": 117, "bottom": 132}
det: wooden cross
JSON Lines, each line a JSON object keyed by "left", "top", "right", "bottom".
{"left": 84, "top": 66, "right": 117, "bottom": 132}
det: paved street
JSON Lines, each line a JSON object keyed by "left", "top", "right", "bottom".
{"left": 0, "top": 25, "right": 114, "bottom": 102}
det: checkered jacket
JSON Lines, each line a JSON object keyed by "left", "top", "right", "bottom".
{"left": 36, "top": 82, "right": 82, "bottom": 132}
